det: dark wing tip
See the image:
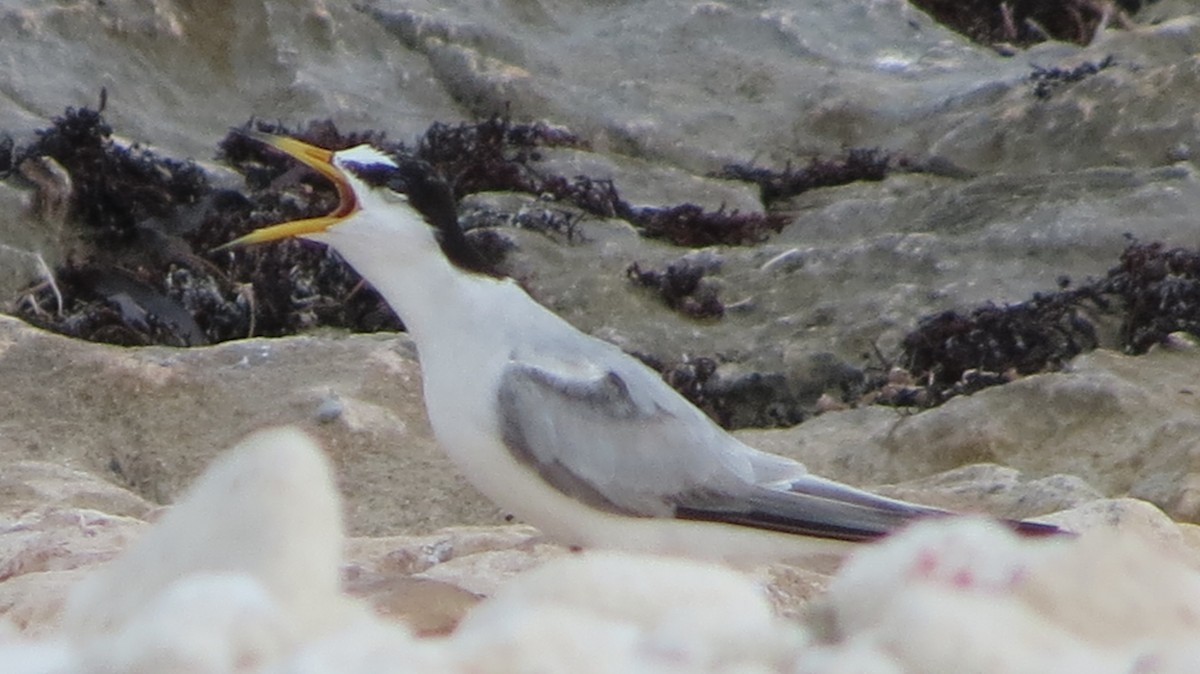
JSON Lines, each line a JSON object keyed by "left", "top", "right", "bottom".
{"left": 674, "top": 493, "right": 1074, "bottom": 544}
{"left": 673, "top": 504, "right": 888, "bottom": 543}
{"left": 1003, "top": 518, "right": 1073, "bottom": 538}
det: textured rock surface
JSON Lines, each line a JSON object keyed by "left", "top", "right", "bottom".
{"left": 0, "top": 315, "right": 500, "bottom": 537}
{"left": 4, "top": 0, "right": 1200, "bottom": 376}
{"left": 2, "top": 430, "right": 1198, "bottom": 673}
{"left": 4, "top": 0, "right": 1200, "bottom": 670}
{"left": 741, "top": 343, "right": 1200, "bottom": 523}
{"left": 4, "top": 314, "right": 1199, "bottom": 537}
{"left": 800, "top": 515, "right": 1200, "bottom": 673}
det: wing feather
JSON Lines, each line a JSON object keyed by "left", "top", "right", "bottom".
{"left": 494, "top": 344, "right": 999, "bottom": 542}
{"left": 496, "top": 348, "right": 753, "bottom": 517}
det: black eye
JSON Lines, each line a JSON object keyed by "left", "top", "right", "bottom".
{"left": 385, "top": 173, "right": 410, "bottom": 193}
{"left": 379, "top": 187, "right": 409, "bottom": 205}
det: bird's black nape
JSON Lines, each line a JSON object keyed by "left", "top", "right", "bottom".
{"left": 344, "top": 158, "right": 502, "bottom": 278}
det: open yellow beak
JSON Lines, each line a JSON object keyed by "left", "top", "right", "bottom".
{"left": 216, "top": 132, "right": 358, "bottom": 250}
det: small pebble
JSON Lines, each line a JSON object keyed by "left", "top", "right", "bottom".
{"left": 315, "top": 394, "right": 344, "bottom": 424}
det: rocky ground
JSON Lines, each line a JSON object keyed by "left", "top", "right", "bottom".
{"left": 3, "top": 0, "right": 1200, "bottom": 672}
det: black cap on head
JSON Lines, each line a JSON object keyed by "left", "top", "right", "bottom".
{"left": 343, "top": 159, "right": 500, "bottom": 278}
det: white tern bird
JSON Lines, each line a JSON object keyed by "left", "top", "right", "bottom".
{"left": 222, "top": 132, "right": 1061, "bottom": 562}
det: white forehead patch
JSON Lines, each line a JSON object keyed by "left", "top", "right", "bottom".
{"left": 334, "top": 144, "right": 398, "bottom": 169}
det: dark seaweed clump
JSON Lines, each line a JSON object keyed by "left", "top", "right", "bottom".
{"left": 626, "top": 259, "right": 724, "bottom": 320}
{"left": 418, "top": 117, "right": 788, "bottom": 246}
{"left": 23, "top": 105, "right": 210, "bottom": 246}
{"left": 630, "top": 203, "right": 787, "bottom": 247}
{"left": 1104, "top": 241, "right": 1200, "bottom": 353}
{"left": 4, "top": 106, "right": 791, "bottom": 349}
{"left": 883, "top": 239, "right": 1200, "bottom": 406}
{"left": 720, "top": 148, "right": 893, "bottom": 205}
{"left": 632, "top": 353, "right": 808, "bottom": 429}
{"left": 1030, "top": 55, "right": 1115, "bottom": 99}
{"left": 909, "top": 0, "right": 1143, "bottom": 49}
{"left": 10, "top": 112, "right": 407, "bottom": 346}
{"left": 8, "top": 103, "right": 1200, "bottom": 427}
{"left": 898, "top": 289, "right": 1102, "bottom": 400}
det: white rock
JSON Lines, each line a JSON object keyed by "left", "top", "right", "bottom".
{"left": 1144, "top": 643, "right": 1200, "bottom": 674}
{"left": 81, "top": 573, "right": 293, "bottom": 674}
{"left": 0, "top": 637, "right": 77, "bottom": 674}
{"left": 266, "top": 614, "right": 446, "bottom": 674}
{"left": 819, "top": 514, "right": 1200, "bottom": 673}
{"left": 793, "top": 639, "right": 905, "bottom": 674}
{"left": 872, "top": 585, "right": 1124, "bottom": 674}
{"left": 1017, "top": 526, "right": 1200, "bottom": 647}
{"left": 456, "top": 551, "right": 804, "bottom": 673}
{"left": 456, "top": 604, "right": 650, "bottom": 674}
{"left": 827, "top": 517, "right": 1045, "bottom": 635}
{"left": 63, "top": 427, "right": 352, "bottom": 651}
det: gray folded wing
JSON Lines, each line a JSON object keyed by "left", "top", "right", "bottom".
{"left": 496, "top": 349, "right": 947, "bottom": 542}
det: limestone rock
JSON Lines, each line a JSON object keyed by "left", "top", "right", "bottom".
{"left": 3, "top": 0, "right": 1200, "bottom": 670}
{"left": 2, "top": 427, "right": 1199, "bottom": 673}
{"left": 0, "top": 315, "right": 501, "bottom": 537}
{"left": 742, "top": 346, "right": 1200, "bottom": 523}
{"left": 808, "top": 517, "right": 1200, "bottom": 673}
{"left": 64, "top": 427, "right": 353, "bottom": 648}
{"left": 452, "top": 551, "right": 804, "bottom": 674}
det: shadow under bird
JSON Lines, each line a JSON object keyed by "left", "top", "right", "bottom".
{"left": 221, "top": 132, "right": 1064, "bottom": 562}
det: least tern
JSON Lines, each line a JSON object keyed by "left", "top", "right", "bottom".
{"left": 224, "top": 133, "right": 1061, "bottom": 562}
